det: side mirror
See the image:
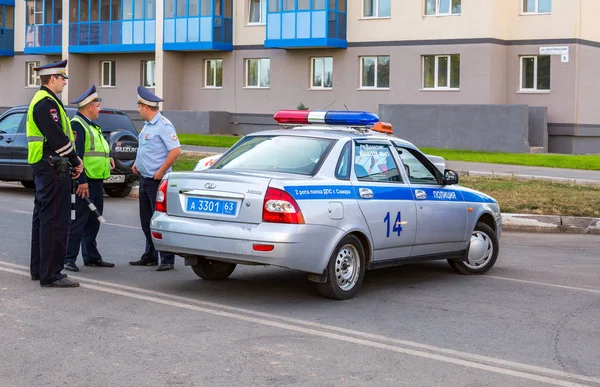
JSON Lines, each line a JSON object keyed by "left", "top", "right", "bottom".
{"left": 443, "top": 169, "right": 459, "bottom": 185}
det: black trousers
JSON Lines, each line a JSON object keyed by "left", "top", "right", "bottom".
{"left": 30, "top": 160, "right": 70, "bottom": 284}
{"left": 139, "top": 177, "right": 174, "bottom": 264}
{"left": 65, "top": 179, "right": 104, "bottom": 265}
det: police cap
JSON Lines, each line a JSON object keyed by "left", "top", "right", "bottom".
{"left": 33, "top": 59, "right": 69, "bottom": 79}
{"left": 137, "top": 86, "right": 164, "bottom": 107}
{"left": 71, "top": 85, "right": 102, "bottom": 107}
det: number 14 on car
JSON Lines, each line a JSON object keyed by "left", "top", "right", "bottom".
{"left": 384, "top": 211, "right": 403, "bottom": 238}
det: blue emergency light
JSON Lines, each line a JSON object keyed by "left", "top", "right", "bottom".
{"left": 274, "top": 110, "right": 380, "bottom": 126}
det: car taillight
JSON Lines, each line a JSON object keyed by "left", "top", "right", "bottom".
{"left": 262, "top": 187, "right": 305, "bottom": 224}
{"left": 156, "top": 179, "right": 168, "bottom": 213}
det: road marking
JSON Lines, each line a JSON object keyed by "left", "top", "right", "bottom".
{"left": 11, "top": 210, "right": 141, "bottom": 230}
{"left": 487, "top": 276, "right": 600, "bottom": 295}
{"left": 1, "top": 262, "right": 598, "bottom": 387}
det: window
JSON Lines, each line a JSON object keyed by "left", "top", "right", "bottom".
{"left": 425, "top": 0, "right": 461, "bottom": 15}
{"left": 335, "top": 142, "right": 351, "bottom": 180}
{"left": 0, "top": 113, "right": 25, "bottom": 135}
{"left": 213, "top": 135, "right": 335, "bottom": 176}
{"left": 395, "top": 146, "right": 439, "bottom": 185}
{"left": 354, "top": 143, "right": 401, "bottom": 182}
{"left": 311, "top": 57, "right": 333, "bottom": 89}
{"left": 248, "top": 0, "right": 266, "bottom": 24}
{"left": 26, "top": 61, "right": 40, "bottom": 87}
{"left": 422, "top": 54, "right": 460, "bottom": 89}
{"left": 246, "top": 58, "right": 270, "bottom": 88}
{"left": 363, "top": 0, "right": 390, "bottom": 18}
{"left": 522, "top": 0, "right": 551, "bottom": 14}
{"left": 101, "top": 60, "right": 116, "bottom": 87}
{"left": 520, "top": 56, "right": 550, "bottom": 91}
{"left": 360, "top": 56, "right": 390, "bottom": 89}
{"left": 205, "top": 59, "right": 223, "bottom": 88}
{"left": 141, "top": 60, "right": 155, "bottom": 88}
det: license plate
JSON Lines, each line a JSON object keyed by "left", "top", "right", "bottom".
{"left": 104, "top": 175, "right": 125, "bottom": 183}
{"left": 186, "top": 198, "right": 237, "bottom": 216}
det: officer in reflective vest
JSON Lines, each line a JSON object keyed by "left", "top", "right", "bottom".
{"left": 129, "top": 86, "right": 181, "bottom": 271}
{"left": 64, "top": 85, "right": 116, "bottom": 272}
{"left": 27, "top": 60, "right": 83, "bottom": 288}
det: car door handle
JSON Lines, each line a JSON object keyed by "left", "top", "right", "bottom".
{"left": 359, "top": 188, "right": 373, "bottom": 199}
{"left": 5, "top": 138, "right": 13, "bottom": 143}
{"left": 415, "top": 189, "right": 427, "bottom": 200}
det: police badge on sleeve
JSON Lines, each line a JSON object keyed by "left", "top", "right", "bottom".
{"left": 49, "top": 109, "right": 59, "bottom": 122}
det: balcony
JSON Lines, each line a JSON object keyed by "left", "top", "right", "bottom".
{"left": 163, "top": 0, "right": 232, "bottom": 51}
{"left": 0, "top": 3, "right": 14, "bottom": 56}
{"left": 264, "top": 0, "right": 347, "bottom": 49}
{"left": 69, "top": 20, "right": 156, "bottom": 53}
{"left": 24, "top": 24, "right": 61, "bottom": 54}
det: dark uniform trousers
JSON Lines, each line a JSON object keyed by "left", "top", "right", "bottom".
{"left": 65, "top": 179, "right": 104, "bottom": 265}
{"left": 139, "top": 177, "right": 174, "bottom": 264}
{"left": 30, "top": 160, "right": 70, "bottom": 284}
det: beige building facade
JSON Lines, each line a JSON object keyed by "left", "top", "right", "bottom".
{"left": 0, "top": 0, "right": 599, "bottom": 153}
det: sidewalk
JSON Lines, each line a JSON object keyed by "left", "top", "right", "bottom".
{"left": 128, "top": 146, "right": 600, "bottom": 235}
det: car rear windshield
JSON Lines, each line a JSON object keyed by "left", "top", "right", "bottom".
{"left": 212, "top": 135, "right": 336, "bottom": 175}
{"left": 95, "top": 112, "right": 137, "bottom": 135}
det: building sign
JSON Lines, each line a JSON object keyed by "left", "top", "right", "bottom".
{"left": 539, "top": 46, "right": 569, "bottom": 63}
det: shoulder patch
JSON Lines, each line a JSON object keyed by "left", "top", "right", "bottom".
{"left": 170, "top": 130, "right": 178, "bottom": 141}
{"left": 49, "top": 109, "right": 59, "bottom": 122}
{"left": 73, "top": 131, "right": 78, "bottom": 141}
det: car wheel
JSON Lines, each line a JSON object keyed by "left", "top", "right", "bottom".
{"left": 448, "top": 222, "right": 499, "bottom": 275}
{"left": 104, "top": 183, "right": 132, "bottom": 198}
{"left": 21, "top": 181, "right": 35, "bottom": 189}
{"left": 191, "top": 257, "right": 236, "bottom": 280}
{"left": 317, "top": 235, "right": 365, "bottom": 300}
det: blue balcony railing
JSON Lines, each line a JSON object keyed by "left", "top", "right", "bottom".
{"left": 163, "top": 15, "right": 232, "bottom": 50}
{"left": 24, "top": 24, "right": 62, "bottom": 54}
{"left": 69, "top": 20, "right": 155, "bottom": 53}
{"left": 265, "top": 0, "right": 347, "bottom": 49}
{"left": 0, "top": 28, "right": 13, "bottom": 55}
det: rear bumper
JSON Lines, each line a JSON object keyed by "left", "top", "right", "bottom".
{"left": 150, "top": 213, "right": 345, "bottom": 274}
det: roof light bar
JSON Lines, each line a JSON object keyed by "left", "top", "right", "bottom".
{"left": 273, "top": 110, "right": 380, "bottom": 127}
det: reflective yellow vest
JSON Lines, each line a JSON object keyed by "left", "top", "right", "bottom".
{"left": 71, "top": 115, "right": 111, "bottom": 180}
{"left": 26, "top": 90, "right": 74, "bottom": 164}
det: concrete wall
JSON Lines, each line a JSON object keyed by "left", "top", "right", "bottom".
{"left": 379, "top": 104, "right": 531, "bottom": 153}
{"left": 529, "top": 106, "right": 548, "bottom": 150}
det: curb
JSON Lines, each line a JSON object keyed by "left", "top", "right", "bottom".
{"left": 457, "top": 170, "right": 600, "bottom": 186}
{"left": 502, "top": 214, "right": 600, "bottom": 235}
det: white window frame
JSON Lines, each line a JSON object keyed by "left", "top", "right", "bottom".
{"left": 422, "top": 54, "right": 460, "bottom": 90}
{"left": 248, "top": 0, "right": 266, "bottom": 25}
{"left": 424, "top": 0, "right": 461, "bottom": 16}
{"left": 310, "top": 57, "right": 333, "bottom": 90}
{"left": 100, "top": 60, "right": 116, "bottom": 87}
{"left": 205, "top": 58, "right": 223, "bottom": 88}
{"left": 26, "top": 61, "right": 40, "bottom": 87}
{"left": 141, "top": 60, "right": 155, "bottom": 88}
{"left": 519, "top": 55, "right": 550, "bottom": 92}
{"left": 245, "top": 58, "right": 270, "bottom": 89}
{"left": 359, "top": 55, "right": 390, "bottom": 90}
{"left": 521, "top": 0, "right": 551, "bottom": 15}
{"left": 362, "top": 0, "right": 390, "bottom": 18}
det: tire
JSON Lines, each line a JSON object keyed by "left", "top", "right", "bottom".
{"left": 317, "top": 235, "right": 366, "bottom": 300}
{"left": 191, "top": 257, "right": 236, "bottom": 280}
{"left": 21, "top": 180, "right": 35, "bottom": 189}
{"left": 448, "top": 222, "right": 499, "bottom": 275}
{"left": 104, "top": 183, "right": 132, "bottom": 198}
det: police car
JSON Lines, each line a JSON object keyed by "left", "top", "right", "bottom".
{"left": 151, "top": 110, "right": 501, "bottom": 300}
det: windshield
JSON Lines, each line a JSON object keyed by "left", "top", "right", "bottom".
{"left": 95, "top": 112, "right": 137, "bottom": 135}
{"left": 213, "top": 135, "right": 336, "bottom": 175}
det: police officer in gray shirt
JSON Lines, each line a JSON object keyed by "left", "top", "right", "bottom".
{"left": 129, "top": 86, "right": 181, "bottom": 271}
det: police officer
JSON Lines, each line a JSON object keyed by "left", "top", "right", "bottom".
{"left": 129, "top": 86, "right": 181, "bottom": 271}
{"left": 64, "top": 85, "right": 116, "bottom": 272}
{"left": 27, "top": 60, "right": 82, "bottom": 288}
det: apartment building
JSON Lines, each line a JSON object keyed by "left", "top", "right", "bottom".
{"left": 0, "top": 0, "right": 598, "bottom": 153}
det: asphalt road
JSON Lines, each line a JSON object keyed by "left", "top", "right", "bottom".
{"left": 1, "top": 182, "right": 599, "bottom": 387}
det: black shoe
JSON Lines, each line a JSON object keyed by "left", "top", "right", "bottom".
{"left": 41, "top": 278, "right": 80, "bottom": 288}
{"left": 64, "top": 262, "right": 79, "bottom": 272}
{"left": 156, "top": 263, "right": 174, "bottom": 271}
{"left": 129, "top": 259, "right": 158, "bottom": 266}
{"left": 85, "top": 260, "right": 115, "bottom": 268}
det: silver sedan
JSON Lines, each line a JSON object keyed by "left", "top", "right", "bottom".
{"left": 151, "top": 122, "right": 501, "bottom": 300}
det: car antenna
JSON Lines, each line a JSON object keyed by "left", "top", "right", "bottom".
{"left": 322, "top": 100, "right": 336, "bottom": 110}
{"left": 343, "top": 104, "right": 349, "bottom": 111}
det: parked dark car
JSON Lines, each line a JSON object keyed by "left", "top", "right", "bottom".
{"left": 0, "top": 105, "right": 139, "bottom": 197}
